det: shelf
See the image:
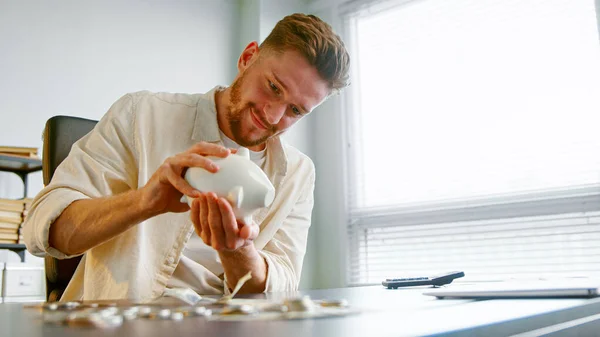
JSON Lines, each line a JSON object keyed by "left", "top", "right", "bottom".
{"left": 0, "top": 153, "right": 43, "bottom": 198}
{"left": 0, "top": 243, "right": 26, "bottom": 250}
{"left": 0, "top": 154, "right": 42, "bottom": 174}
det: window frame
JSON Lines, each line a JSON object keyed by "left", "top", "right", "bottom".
{"left": 340, "top": 0, "right": 600, "bottom": 286}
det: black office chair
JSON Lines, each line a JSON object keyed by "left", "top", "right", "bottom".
{"left": 42, "top": 115, "right": 98, "bottom": 302}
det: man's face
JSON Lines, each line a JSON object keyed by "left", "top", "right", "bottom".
{"left": 226, "top": 49, "right": 330, "bottom": 148}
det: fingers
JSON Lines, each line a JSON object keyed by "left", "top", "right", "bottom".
{"left": 188, "top": 142, "right": 233, "bottom": 158}
{"left": 159, "top": 143, "right": 236, "bottom": 199}
{"left": 238, "top": 225, "right": 251, "bottom": 240}
{"left": 218, "top": 198, "right": 242, "bottom": 250}
{"left": 206, "top": 193, "right": 226, "bottom": 250}
{"left": 198, "top": 195, "right": 211, "bottom": 246}
{"left": 238, "top": 223, "right": 259, "bottom": 240}
{"left": 194, "top": 191, "right": 257, "bottom": 251}
{"left": 176, "top": 153, "right": 220, "bottom": 173}
{"left": 190, "top": 198, "right": 201, "bottom": 237}
{"left": 250, "top": 225, "right": 259, "bottom": 240}
{"left": 164, "top": 166, "right": 200, "bottom": 198}
{"left": 172, "top": 200, "right": 191, "bottom": 213}
{"left": 237, "top": 216, "right": 259, "bottom": 241}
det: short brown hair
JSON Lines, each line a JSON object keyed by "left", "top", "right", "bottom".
{"left": 260, "top": 13, "right": 350, "bottom": 93}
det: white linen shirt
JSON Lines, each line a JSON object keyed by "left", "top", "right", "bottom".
{"left": 167, "top": 130, "right": 268, "bottom": 294}
{"left": 22, "top": 87, "right": 316, "bottom": 302}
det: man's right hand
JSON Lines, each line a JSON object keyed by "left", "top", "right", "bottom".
{"left": 47, "top": 142, "right": 233, "bottom": 256}
{"left": 139, "top": 142, "right": 233, "bottom": 216}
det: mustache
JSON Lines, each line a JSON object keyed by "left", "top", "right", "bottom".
{"left": 249, "top": 106, "right": 276, "bottom": 131}
{"left": 229, "top": 101, "right": 277, "bottom": 132}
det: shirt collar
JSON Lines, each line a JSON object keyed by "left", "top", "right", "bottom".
{"left": 191, "top": 86, "right": 223, "bottom": 143}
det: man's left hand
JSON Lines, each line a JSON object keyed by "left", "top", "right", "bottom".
{"left": 190, "top": 192, "right": 259, "bottom": 251}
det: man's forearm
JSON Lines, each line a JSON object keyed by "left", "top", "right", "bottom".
{"left": 49, "top": 189, "right": 157, "bottom": 256}
{"left": 219, "top": 245, "right": 267, "bottom": 293}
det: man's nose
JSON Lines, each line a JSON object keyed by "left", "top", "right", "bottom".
{"left": 263, "top": 102, "right": 286, "bottom": 125}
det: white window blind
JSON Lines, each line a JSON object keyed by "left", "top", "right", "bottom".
{"left": 344, "top": 0, "right": 600, "bottom": 285}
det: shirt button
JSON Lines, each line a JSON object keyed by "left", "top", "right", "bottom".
{"left": 167, "top": 256, "right": 175, "bottom": 265}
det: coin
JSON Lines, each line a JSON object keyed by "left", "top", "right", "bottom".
{"left": 64, "top": 311, "right": 124, "bottom": 328}
{"left": 147, "top": 308, "right": 171, "bottom": 320}
{"left": 170, "top": 312, "right": 184, "bottom": 321}
{"left": 283, "top": 296, "right": 315, "bottom": 312}
{"left": 316, "top": 299, "right": 349, "bottom": 308}
{"left": 220, "top": 304, "right": 258, "bottom": 316}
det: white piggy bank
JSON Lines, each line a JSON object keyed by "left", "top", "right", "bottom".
{"left": 180, "top": 147, "right": 275, "bottom": 225}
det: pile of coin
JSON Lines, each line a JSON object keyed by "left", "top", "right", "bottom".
{"left": 37, "top": 301, "right": 213, "bottom": 328}
{"left": 31, "top": 295, "right": 352, "bottom": 327}
{"left": 219, "top": 304, "right": 258, "bottom": 316}
{"left": 41, "top": 303, "right": 123, "bottom": 328}
{"left": 314, "top": 299, "right": 349, "bottom": 308}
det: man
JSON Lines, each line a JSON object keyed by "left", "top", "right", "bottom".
{"left": 23, "top": 13, "right": 350, "bottom": 301}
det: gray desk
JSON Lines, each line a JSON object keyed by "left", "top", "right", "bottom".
{"left": 2, "top": 286, "right": 600, "bottom": 337}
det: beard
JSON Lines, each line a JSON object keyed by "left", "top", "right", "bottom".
{"left": 227, "top": 72, "right": 277, "bottom": 147}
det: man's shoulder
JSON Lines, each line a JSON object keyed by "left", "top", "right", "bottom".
{"left": 126, "top": 90, "right": 207, "bottom": 108}
{"left": 281, "top": 142, "right": 315, "bottom": 174}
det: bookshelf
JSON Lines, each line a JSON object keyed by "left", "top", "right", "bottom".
{"left": 0, "top": 154, "right": 41, "bottom": 261}
{"left": 0, "top": 153, "right": 43, "bottom": 199}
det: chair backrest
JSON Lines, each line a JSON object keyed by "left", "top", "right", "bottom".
{"left": 42, "top": 115, "right": 97, "bottom": 301}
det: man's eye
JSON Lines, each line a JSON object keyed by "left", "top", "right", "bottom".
{"left": 291, "top": 106, "right": 302, "bottom": 116}
{"left": 269, "top": 81, "right": 280, "bottom": 94}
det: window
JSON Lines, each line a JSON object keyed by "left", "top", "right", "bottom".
{"left": 343, "top": 0, "right": 600, "bottom": 285}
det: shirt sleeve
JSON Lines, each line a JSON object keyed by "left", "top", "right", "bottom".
{"left": 22, "top": 94, "right": 138, "bottom": 259}
{"left": 257, "top": 167, "right": 316, "bottom": 292}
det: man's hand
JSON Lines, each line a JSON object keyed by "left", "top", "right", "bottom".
{"left": 139, "top": 142, "right": 232, "bottom": 216}
{"left": 190, "top": 192, "right": 260, "bottom": 251}
{"left": 192, "top": 192, "right": 267, "bottom": 293}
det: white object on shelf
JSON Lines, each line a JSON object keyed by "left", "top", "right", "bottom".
{"left": 2, "top": 262, "right": 45, "bottom": 302}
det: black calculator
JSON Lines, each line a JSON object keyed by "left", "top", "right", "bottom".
{"left": 382, "top": 271, "right": 465, "bottom": 289}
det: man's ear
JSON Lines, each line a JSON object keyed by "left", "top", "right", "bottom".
{"left": 237, "top": 41, "right": 259, "bottom": 72}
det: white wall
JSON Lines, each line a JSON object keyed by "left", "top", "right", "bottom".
{"left": 597, "top": 0, "right": 600, "bottom": 39}
{"left": 0, "top": 0, "right": 240, "bottom": 263}
{"left": 0, "top": 0, "right": 330, "bottom": 289}
{"left": 0, "top": 0, "right": 240, "bottom": 198}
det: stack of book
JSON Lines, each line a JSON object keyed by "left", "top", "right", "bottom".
{"left": 0, "top": 198, "right": 33, "bottom": 244}
{"left": 0, "top": 146, "right": 40, "bottom": 160}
